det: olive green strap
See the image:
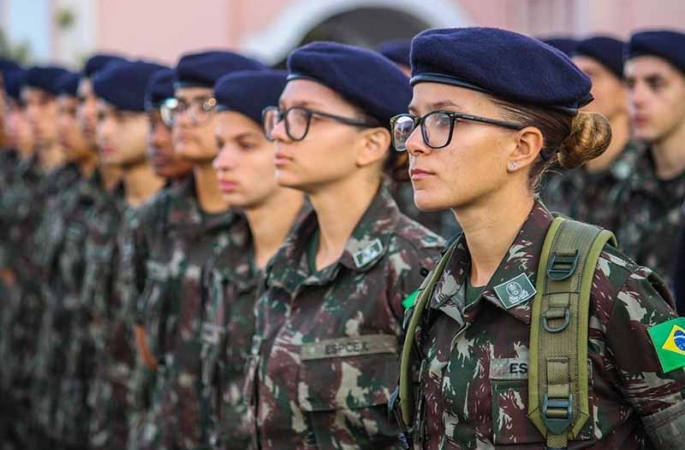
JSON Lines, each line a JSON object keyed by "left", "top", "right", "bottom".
{"left": 528, "top": 217, "right": 616, "bottom": 449}
{"left": 399, "top": 243, "right": 457, "bottom": 426}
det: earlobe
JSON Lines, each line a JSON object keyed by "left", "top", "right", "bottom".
{"left": 509, "top": 127, "right": 544, "bottom": 171}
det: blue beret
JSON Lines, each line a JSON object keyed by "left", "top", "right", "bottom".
{"left": 145, "top": 68, "right": 175, "bottom": 110}
{"left": 5, "top": 69, "right": 26, "bottom": 101}
{"left": 573, "top": 36, "right": 626, "bottom": 79}
{"left": 214, "top": 69, "right": 287, "bottom": 125}
{"left": 411, "top": 28, "right": 593, "bottom": 115}
{"left": 377, "top": 39, "right": 411, "bottom": 67}
{"left": 174, "top": 50, "right": 267, "bottom": 89}
{"left": 626, "top": 30, "right": 685, "bottom": 74}
{"left": 24, "top": 66, "right": 70, "bottom": 96}
{"left": 287, "top": 42, "right": 412, "bottom": 127}
{"left": 0, "top": 58, "right": 21, "bottom": 78}
{"left": 55, "top": 71, "right": 82, "bottom": 97}
{"left": 541, "top": 37, "right": 578, "bottom": 56}
{"left": 83, "top": 53, "right": 128, "bottom": 78}
{"left": 93, "top": 60, "right": 168, "bottom": 112}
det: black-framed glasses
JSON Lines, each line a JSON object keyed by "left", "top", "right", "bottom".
{"left": 262, "top": 106, "right": 378, "bottom": 142}
{"left": 390, "top": 110, "right": 524, "bottom": 152}
{"left": 161, "top": 97, "right": 217, "bottom": 127}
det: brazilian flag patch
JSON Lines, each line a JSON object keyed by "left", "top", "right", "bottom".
{"left": 402, "top": 290, "right": 419, "bottom": 309}
{"left": 648, "top": 317, "right": 685, "bottom": 373}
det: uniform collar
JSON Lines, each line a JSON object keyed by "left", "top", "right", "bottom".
{"left": 430, "top": 201, "right": 553, "bottom": 325}
{"left": 167, "top": 174, "right": 235, "bottom": 236}
{"left": 266, "top": 185, "right": 401, "bottom": 293}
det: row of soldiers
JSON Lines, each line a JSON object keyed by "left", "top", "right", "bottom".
{"left": 0, "top": 27, "right": 683, "bottom": 450}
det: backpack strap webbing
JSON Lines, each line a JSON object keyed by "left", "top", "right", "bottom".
{"left": 528, "top": 217, "right": 617, "bottom": 450}
{"left": 398, "top": 242, "right": 457, "bottom": 426}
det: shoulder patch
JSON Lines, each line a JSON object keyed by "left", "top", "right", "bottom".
{"left": 648, "top": 318, "right": 685, "bottom": 373}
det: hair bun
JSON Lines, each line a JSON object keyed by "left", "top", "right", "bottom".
{"left": 558, "top": 111, "right": 612, "bottom": 169}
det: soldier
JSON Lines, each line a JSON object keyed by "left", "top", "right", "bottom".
{"left": 377, "top": 39, "right": 460, "bottom": 239}
{"left": 542, "top": 36, "right": 640, "bottom": 229}
{"left": 126, "top": 67, "right": 194, "bottom": 450}
{"left": 251, "top": 42, "right": 443, "bottom": 450}
{"left": 392, "top": 27, "right": 685, "bottom": 449}
{"left": 616, "top": 30, "right": 685, "bottom": 288}
{"left": 83, "top": 60, "right": 166, "bottom": 450}
{"left": 128, "top": 51, "right": 265, "bottom": 450}
{"left": 198, "top": 69, "right": 305, "bottom": 449}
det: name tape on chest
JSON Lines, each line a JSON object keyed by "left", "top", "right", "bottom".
{"left": 300, "top": 334, "right": 398, "bottom": 361}
{"left": 489, "top": 358, "right": 529, "bottom": 380}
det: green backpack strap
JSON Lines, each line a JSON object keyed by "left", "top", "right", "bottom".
{"left": 398, "top": 243, "right": 457, "bottom": 427}
{"left": 528, "top": 217, "right": 617, "bottom": 449}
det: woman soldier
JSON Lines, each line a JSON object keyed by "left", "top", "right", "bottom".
{"left": 199, "top": 69, "right": 305, "bottom": 449}
{"left": 249, "top": 42, "right": 444, "bottom": 450}
{"left": 393, "top": 27, "right": 685, "bottom": 450}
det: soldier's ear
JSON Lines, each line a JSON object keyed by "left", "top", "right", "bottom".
{"left": 507, "top": 126, "right": 544, "bottom": 173}
{"left": 355, "top": 127, "right": 391, "bottom": 168}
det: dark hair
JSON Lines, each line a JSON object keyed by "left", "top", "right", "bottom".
{"left": 352, "top": 106, "right": 409, "bottom": 181}
{"left": 492, "top": 98, "right": 612, "bottom": 189}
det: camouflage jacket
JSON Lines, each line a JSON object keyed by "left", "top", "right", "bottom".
{"left": 83, "top": 182, "right": 135, "bottom": 450}
{"left": 614, "top": 148, "right": 685, "bottom": 289}
{"left": 540, "top": 141, "right": 642, "bottom": 230}
{"left": 200, "top": 205, "right": 309, "bottom": 449}
{"left": 125, "top": 175, "right": 236, "bottom": 450}
{"left": 404, "top": 200, "right": 685, "bottom": 450}
{"left": 31, "top": 170, "right": 103, "bottom": 442}
{"left": 0, "top": 148, "right": 19, "bottom": 268}
{"left": 199, "top": 214, "right": 256, "bottom": 450}
{"left": 248, "top": 186, "right": 444, "bottom": 450}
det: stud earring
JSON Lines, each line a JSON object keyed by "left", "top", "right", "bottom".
{"left": 508, "top": 162, "right": 517, "bottom": 170}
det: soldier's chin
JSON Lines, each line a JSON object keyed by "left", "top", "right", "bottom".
{"left": 414, "top": 192, "right": 450, "bottom": 213}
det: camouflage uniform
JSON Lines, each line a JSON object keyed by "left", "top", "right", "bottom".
{"left": 31, "top": 164, "right": 97, "bottom": 445}
{"left": 614, "top": 148, "right": 685, "bottom": 288}
{"left": 83, "top": 183, "right": 136, "bottom": 450}
{"left": 541, "top": 141, "right": 642, "bottom": 230}
{"left": 126, "top": 176, "right": 236, "bottom": 450}
{"left": 247, "top": 186, "right": 444, "bottom": 450}
{"left": 0, "top": 155, "right": 48, "bottom": 446}
{"left": 403, "top": 200, "right": 685, "bottom": 449}
{"left": 198, "top": 216, "right": 254, "bottom": 450}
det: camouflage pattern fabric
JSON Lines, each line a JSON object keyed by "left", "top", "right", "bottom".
{"left": 541, "top": 141, "right": 642, "bottom": 230}
{"left": 248, "top": 186, "right": 444, "bottom": 450}
{"left": 126, "top": 176, "right": 236, "bottom": 450}
{"left": 614, "top": 148, "right": 685, "bottom": 288}
{"left": 403, "top": 200, "right": 685, "bottom": 449}
{"left": 83, "top": 183, "right": 134, "bottom": 450}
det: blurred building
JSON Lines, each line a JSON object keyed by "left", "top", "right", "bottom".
{"left": 2, "top": 0, "right": 685, "bottom": 66}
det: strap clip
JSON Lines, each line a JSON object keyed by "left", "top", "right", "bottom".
{"left": 542, "top": 308, "right": 570, "bottom": 333}
{"left": 547, "top": 251, "right": 579, "bottom": 281}
{"left": 542, "top": 393, "right": 574, "bottom": 435}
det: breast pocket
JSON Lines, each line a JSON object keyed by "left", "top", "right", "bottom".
{"left": 297, "top": 334, "right": 401, "bottom": 446}
{"left": 489, "top": 358, "right": 595, "bottom": 446}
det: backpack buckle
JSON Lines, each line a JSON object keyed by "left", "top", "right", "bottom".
{"left": 542, "top": 393, "right": 574, "bottom": 435}
{"left": 542, "top": 308, "right": 570, "bottom": 333}
{"left": 547, "top": 251, "right": 579, "bottom": 281}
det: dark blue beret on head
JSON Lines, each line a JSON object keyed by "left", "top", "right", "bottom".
{"left": 55, "top": 71, "right": 82, "bottom": 97}
{"left": 287, "top": 42, "right": 412, "bottom": 127}
{"left": 5, "top": 70, "right": 26, "bottom": 101}
{"left": 411, "top": 28, "right": 593, "bottom": 115}
{"left": 25, "top": 66, "right": 70, "bottom": 96}
{"left": 541, "top": 37, "right": 578, "bottom": 57}
{"left": 626, "top": 30, "right": 685, "bottom": 74}
{"left": 174, "top": 50, "right": 267, "bottom": 89}
{"left": 93, "top": 60, "right": 168, "bottom": 112}
{"left": 0, "top": 58, "right": 21, "bottom": 78}
{"left": 83, "top": 53, "right": 128, "bottom": 78}
{"left": 573, "top": 36, "right": 626, "bottom": 79}
{"left": 215, "top": 69, "right": 287, "bottom": 125}
{"left": 377, "top": 39, "right": 412, "bottom": 67}
{"left": 145, "top": 68, "right": 175, "bottom": 110}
